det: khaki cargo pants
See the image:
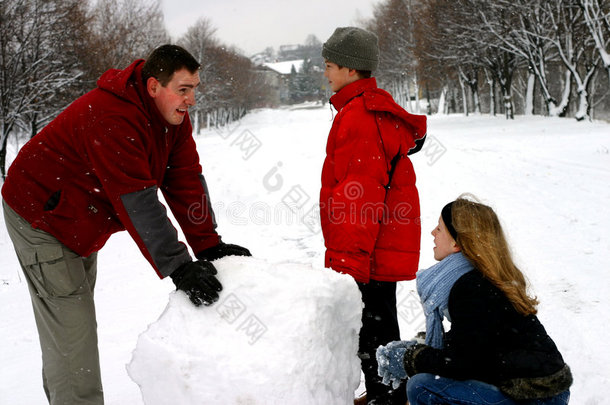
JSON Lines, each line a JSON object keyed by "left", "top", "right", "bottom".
{"left": 3, "top": 200, "right": 104, "bottom": 405}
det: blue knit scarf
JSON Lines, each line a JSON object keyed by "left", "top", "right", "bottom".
{"left": 416, "top": 252, "right": 474, "bottom": 349}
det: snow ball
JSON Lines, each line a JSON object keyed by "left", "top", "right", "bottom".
{"left": 127, "top": 256, "right": 363, "bottom": 405}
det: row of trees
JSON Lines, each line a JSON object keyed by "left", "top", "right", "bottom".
{"left": 177, "top": 18, "right": 267, "bottom": 132}
{"left": 0, "top": 0, "right": 173, "bottom": 177}
{"left": 3, "top": 0, "right": 608, "bottom": 178}
{"left": 368, "top": 0, "right": 610, "bottom": 121}
{"left": 0, "top": 0, "right": 266, "bottom": 178}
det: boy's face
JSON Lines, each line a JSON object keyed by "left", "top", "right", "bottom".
{"left": 324, "top": 61, "right": 359, "bottom": 93}
{"left": 147, "top": 68, "right": 200, "bottom": 126}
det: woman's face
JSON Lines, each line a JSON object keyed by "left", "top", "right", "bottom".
{"left": 431, "top": 216, "right": 460, "bottom": 261}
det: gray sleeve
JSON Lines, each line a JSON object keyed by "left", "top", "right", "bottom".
{"left": 121, "top": 186, "right": 191, "bottom": 277}
{"left": 198, "top": 173, "right": 218, "bottom": 229}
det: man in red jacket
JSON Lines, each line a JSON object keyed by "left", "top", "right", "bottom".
{"left": 2, "top": 44, "right": 249, "bottom": 404}
{"left": 320, "top": 27, "right": 426, "bottom": 404}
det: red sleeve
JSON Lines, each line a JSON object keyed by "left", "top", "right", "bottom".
{"left": 161, "top": 124, "right": 220, "bottom": 255}
{"left": 84, "top": 116, "right": 191, "bottom": 277}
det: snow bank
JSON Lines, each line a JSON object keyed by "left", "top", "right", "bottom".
{"left": 127, "top": 256, "right": 362, "bottom": 405}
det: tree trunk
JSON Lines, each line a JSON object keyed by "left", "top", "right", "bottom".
{"left": 573, "top": 68, "right": 596, "bottom": 121}
{"left": 437, "top": 86, "right": 448, "bottom": 115}
{"left": 194, "top": 110, "right": 200, "bottom": 135}
{"left": 549, "top": 70, "right": 571, "bottom": 117}
{"left": 458, "top": 75, "right": 469, "bottom": 116}
{"left": 0, "top": 129, "right": 10, "bottom": 181}
{"left": 503, "top": 92, "right": 514, "bottom": 120}
{"left": 525, "top": 72, "right": 536, "bottom": 116}
{"left": 414, "top": 74, "right": 421, "bottom": 114}
{"left": 405, "top": 78, "right": 413, "bottom": 112}
{"left": 425, "top": 84, "right": 432, "bottom": 115}
{"left": 473, "top": 87, "right": 481, "bottom": 114}
{"left": 30, "top": 113, "right": 39, "bottom": 139}
{"left": 498, "top": 77, "right": 514, "bottom": 120}
{"left": 575, "top": 87, "right": 590, "bottom": 121}
{"left": 485, "top": 70, "right": 496, "bottom": 116}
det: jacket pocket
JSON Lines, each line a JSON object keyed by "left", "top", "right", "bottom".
{"left": 18, "top": 245, "right": 86, "bottom": 298}
{"left": 43, "top": 190, "right": 62, "bottom": 211}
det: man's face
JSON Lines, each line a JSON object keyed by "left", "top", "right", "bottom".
{"left": 147, "top": 68, "right": 200, "bottom": 126}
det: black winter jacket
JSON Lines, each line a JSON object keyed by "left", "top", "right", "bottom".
{"left": 410, "top": 270, "right": 572, "bottom": 400}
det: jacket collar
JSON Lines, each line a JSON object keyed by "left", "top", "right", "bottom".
{"left": 330, "top": 77, "right": 378, "bottom": 111}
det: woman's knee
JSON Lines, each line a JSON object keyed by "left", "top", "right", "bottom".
{"left": 406, "top": 373, "right": 437, "bottom": 400}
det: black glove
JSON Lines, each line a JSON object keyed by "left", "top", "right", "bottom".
{"left": 408, "top": 134, "right": 426, "bottom": 155}
{"left": 170, "top": 260, "right": 222, "bottom": 306}
{"left": 196, "top": 242, "right": 251, "bottom": 262}
{"left": 404, "top": 343, "right": 427, "bottom": 377}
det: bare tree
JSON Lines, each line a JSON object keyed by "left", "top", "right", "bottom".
{"left": 178, "top": 21, "right": 265, "bottom": 132}
{"left": 457, "top": 1, "right": 522, "bottom": 118}
{"left": 412, "top": 0, "right": 459, "bottom": 114}
{"left": 369, "top": 0, "right": 420, "bottom": 110}
{"left": 83, "top": 0, "right": 169, "bottom": 86}
{"left": 477, "top": 0, "right": 575, "bottom": 116}
{"left": 178, "top": 18, "right": 220, "bottom": 133}
{"left": 411, "top": 0, "right": 484, "bottom": 115}
{"left": 19, "top": 1, "right": 91, "bottom": 136}
{"left": 543, "top": 0, "right": 601, "bottom": 120}
{"left": 578, "top": 0, "right": 610, "bottom": 79}
{"left": 0, "top": 0, "right": 88, "bottom": 178}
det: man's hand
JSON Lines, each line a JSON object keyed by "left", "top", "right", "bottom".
{"left": 170, "top": 261, "right": 222, "bottom": 306}
{"left": 196, "top": 242, "right": 251, "bottom": 262}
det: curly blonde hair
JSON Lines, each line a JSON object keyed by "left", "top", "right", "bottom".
{"left": 450, "top": 194, "right": 539, "bottom": 316}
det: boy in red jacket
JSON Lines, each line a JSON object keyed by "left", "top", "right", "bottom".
{"left": 2, "top": 45, "right": 249, "bottom": 404}
{"left": 320, "top": 27, "right": 427, "bottom": 404}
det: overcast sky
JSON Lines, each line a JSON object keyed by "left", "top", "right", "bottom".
{"left": 161, "top": 0, "right": 377, "bottom": 56}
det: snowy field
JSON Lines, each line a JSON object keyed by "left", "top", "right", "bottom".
{"left": 1, "top": 105, "right": 609, "bottom": 404}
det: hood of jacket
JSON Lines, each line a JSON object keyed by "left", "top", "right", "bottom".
{"left": 97, "top": 59, "right": 145, "bottom": 103}
{"left": 96, "top": 59, "right": 172, "bottom": 128}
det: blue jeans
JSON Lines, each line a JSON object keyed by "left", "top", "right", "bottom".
{"left": 407, "top": 373, "right": 570, "bottom": 405}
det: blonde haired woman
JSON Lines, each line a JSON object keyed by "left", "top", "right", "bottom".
{"left": 377, "top": 196, "right": 572, "bottom": 404}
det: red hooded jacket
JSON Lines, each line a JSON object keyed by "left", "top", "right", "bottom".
{"left": 320, "top": 78, "right": 427, "bottom": 283}
{"left": 2, "top": 60, "right": 219, "bottom": 277}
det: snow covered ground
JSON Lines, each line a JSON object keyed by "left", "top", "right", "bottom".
{"left": 1, "top": 105, "right": 609, "bottom": 404}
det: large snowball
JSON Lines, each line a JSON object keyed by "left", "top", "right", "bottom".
{"left": 127, "top": 256, "right": 363, "bottom": 404}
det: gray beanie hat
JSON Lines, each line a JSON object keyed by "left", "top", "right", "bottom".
{"left": 322, "top": 27, "right": 379, "bottom": 71}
